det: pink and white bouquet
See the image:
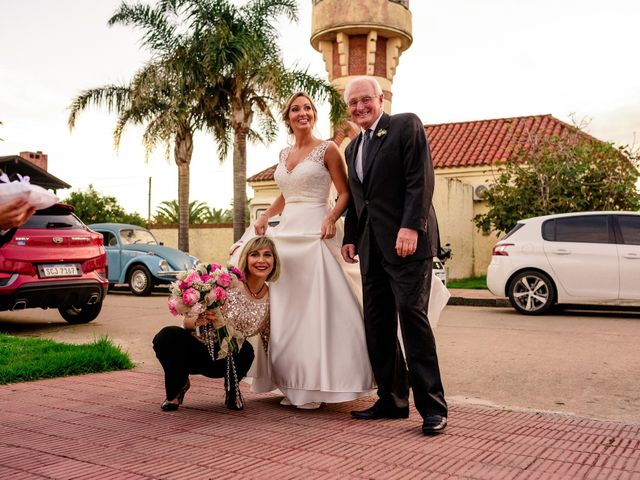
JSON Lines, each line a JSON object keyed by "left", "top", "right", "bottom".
{"left": 168, "top": 263, "right": 245, "bottom": 359}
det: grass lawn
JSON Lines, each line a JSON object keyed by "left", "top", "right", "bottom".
{"left": 447, "top": 275, "right": 487, "bottom": 289}
{"left": 0, "top": 333, "right": 134, "bottom": 385}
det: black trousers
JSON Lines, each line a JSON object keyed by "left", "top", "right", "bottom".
{"left": 361, "top": 235, "right": 448, "bottom": 419}
{"left": 152, "top": 326, "right": 254, "bottom": 401}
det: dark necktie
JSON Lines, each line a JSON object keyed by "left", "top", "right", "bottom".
{"left": 362, "top": 129, "right": 372, "bottom": 173}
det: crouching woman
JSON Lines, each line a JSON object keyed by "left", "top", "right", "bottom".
{"left": 152, "top": 236, "right": 280, "bottom": 411}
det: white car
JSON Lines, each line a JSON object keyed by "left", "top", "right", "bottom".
{"left": 487, "top": 211, "right": 640, "bottom": 314}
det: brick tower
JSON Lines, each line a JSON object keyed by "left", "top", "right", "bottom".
{"left": 310, "top": 0, "right": 413, "bottom": 115}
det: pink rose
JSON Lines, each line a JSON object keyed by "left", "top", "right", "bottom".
{"left": 185, "top": 271, "right": 201, "bottom": 284}
{"left": 209, "top": 263, "right": 222, "bottom": 272}
{"left": 182, "top": 288, "right": 200, "bottom": 306}
{"left": 200, "top": 273, "right": 212, "bottom": 282}
{"left": 214, "top": 286, "right": 227, "bottom": 302}
{"left": 229, "top": 266, "right": 244, "bottom": 280}
{"left": 205, "top": 288, "right": 218, "bottom": 306}
{"left": 216, "top": 272, "right": 232, "bottom": 288}
{"left": 168, "top": 298, "right": 179, "bottom": 316}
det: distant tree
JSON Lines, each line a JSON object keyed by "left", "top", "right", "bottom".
{"left": 68, "top": 3, "right": 230, "bottom": 253}
{"left": 202, "top": 207, "right": 233, "bottom": 224}
{"left": 152, "top": 200, "right": 211, "bottom": 224}
{"left": 62, "top": 185, "right": 146, "bottom": 226}
{"left": 474, "top": 132, "right": 640, "bottom": 234}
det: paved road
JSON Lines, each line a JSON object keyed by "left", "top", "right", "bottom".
{"left": 1, "top": 292, "right": 639, "bottom": 423}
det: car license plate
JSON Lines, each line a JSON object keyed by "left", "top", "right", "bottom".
{"left": 39, "top": 264, "right": 81, "bottom": 278}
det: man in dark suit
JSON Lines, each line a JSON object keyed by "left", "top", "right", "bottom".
{"left": 341, "top": 76, "right": 447, "bottom": 435}
{"left": 0, "top": 198, "right": 35, "bottom": 247}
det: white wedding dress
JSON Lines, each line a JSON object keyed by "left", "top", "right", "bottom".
{"left": 236, "top": 141, "right": 450, "bottom": 405}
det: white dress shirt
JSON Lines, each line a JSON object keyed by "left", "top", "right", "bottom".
{"left": 356, "top": 113, "right": 383, "bottom": 181}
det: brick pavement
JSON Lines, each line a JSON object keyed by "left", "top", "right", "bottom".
{"left": 1, "top": 370, "right": 639, "bottom": 479}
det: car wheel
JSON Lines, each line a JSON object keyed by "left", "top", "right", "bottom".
{"left": 58, "top": 301, "right": 103, "bottom": 324}
{"left": 508, "top": 270, "right": 556, "bottom": 315}
{"left": 129, "top": 265, "right": 153, "bottom": 296}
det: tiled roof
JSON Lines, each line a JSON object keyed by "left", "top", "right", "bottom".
{"left": 426, "top": 114, "right": 584, "bottom": 169}
{"left": 248, "top": 164, "right": 278, "bottom": 182}
{"left": 247, "top": 114, "right": 586, "bottom": 182}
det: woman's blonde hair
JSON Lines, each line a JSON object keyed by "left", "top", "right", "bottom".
{"left": 237, "top": 236, "right": 281, "bottom": 282}
{"left": 281, "top": 92, "right": 318, "bottom": 134}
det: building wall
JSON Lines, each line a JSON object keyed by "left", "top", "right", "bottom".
{"left": 435, "top": 165, "right": 505, "bottom": 275}
{"left": 432, "top": 177, "right": 475, "bottom": 280}
{"left": 150, "top": 224, "right": 234, "bottom": 265}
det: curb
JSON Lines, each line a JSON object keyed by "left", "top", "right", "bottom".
{"left": 448, "top": 296, "right": 510, "bottom": 308}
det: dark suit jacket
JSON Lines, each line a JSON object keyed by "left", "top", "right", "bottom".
{"left": 343, "top": 112, "right": 438, "bottom": 274}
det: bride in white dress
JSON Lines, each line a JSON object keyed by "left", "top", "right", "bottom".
{"left": 244, "top": 92, "right": 449, "bottom": 407}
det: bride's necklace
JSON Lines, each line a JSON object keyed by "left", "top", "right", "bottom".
{"left": 245, "top": 281, "right": 266, "bottom": 298}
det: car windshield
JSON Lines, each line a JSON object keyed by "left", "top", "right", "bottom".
{"left": 120, "top": 228, "right": 158, "bottom": 245}
{"left": 21, "top": 213, "right": 84, "bottom": 229}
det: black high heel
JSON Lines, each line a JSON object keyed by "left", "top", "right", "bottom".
{"left": 177, "top": 379, "right": 190, "bottom": 404}
{"left": 161, "top": 400, "right": 179, "bottom": 411}
{"left": 160, "top": 380, "right": 190, "bottom": 411}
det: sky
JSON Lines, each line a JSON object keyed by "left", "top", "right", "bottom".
{"left": 1, "top": 0, "right": 639, "bottom": 218}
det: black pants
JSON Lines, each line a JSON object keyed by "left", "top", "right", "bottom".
{"left": 362, "top": 235, "right": 448, "bottom": 419}
{"left": 152, "top": 326, "right": 254, "bottom": 401}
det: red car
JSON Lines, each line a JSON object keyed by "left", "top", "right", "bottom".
{"left": 0, "top": 203, "right": 108, "bottom": 323}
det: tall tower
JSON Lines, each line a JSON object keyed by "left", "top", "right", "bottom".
{"left": 310, "top": 0, "right": 413, "bottom": 114}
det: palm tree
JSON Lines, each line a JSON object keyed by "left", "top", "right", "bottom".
{"left": 68, "top": 2, "right": 229, "bottom": 252}
{"left": 203, "top": 207, "right": 233, "bottom": 224}
{"left": 152, "top": 199, "right": 211, "bottom": 224}
{"left": 173, "top": 0, "right": 346, "bottom": 241}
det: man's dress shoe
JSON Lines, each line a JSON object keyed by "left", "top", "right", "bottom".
{"left": 422, "top": 415, "right": 447, "bottom": 435}
{"left": 351, "top": 403, "right": 409, "bottom": 420}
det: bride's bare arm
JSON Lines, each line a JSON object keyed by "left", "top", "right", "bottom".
{"left": 254, "top": 194, "right": 285, "bottom": 236}
{"left": 322, "top": 142, "right": 350, "bottom": 239}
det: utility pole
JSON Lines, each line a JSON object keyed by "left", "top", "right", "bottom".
{"left": 147, "top": 176, "right": 152, "bottom": 221}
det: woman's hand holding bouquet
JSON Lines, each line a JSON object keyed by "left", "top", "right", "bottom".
{"left": 168, "top": 263, "right": 244, "bottom": 360}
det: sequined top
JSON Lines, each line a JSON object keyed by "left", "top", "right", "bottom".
{"left": 220, "top": 283, "right": 270, "bottom": 351}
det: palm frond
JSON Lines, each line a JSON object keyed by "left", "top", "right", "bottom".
{"left": 67, "top": 86, "right": 132, "bottom": 130}
{"left": 109, "top": 2, "right": 181, "bottom": 55}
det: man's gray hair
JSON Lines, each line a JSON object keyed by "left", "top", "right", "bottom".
{"left": 343, "top": 76, "right": 383, "bottom": 102}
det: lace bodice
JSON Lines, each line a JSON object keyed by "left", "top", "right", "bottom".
{"left": 274, "top": 141, "right": 331, "bottom": 203}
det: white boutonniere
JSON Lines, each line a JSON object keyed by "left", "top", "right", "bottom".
{"left": 376, "top": 129, "right": 387, "bottom": 138}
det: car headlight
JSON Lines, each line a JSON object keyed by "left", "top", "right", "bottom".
{"left": 158, "top": 259, "right": 170, "bottom": 272}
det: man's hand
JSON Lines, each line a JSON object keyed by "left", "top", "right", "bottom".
{"left": 341, "top": 244, "right": 359, "bottom": 264}
{"left": 0, "top": 198, "right": 35, "bottom": 230}
{"left": 395, "top": 227, "right": 418, "bottom": 257}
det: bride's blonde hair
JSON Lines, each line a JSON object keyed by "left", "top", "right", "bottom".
{"left": 281, "top": 92, "right": 319, "bottom": 135}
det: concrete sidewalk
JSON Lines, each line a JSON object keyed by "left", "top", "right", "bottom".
{"left": 2, "top": 370, "right": 638, "bottom": 479}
